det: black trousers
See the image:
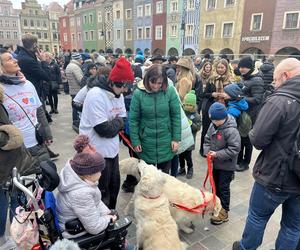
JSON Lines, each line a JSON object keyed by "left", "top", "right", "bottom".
{"left": 238, "top": 136, "right": 253, "bottom": 164}
{"left": 98, "top": 155, "right": 120, "bottom": 209}
{"left": 179, "top": 150, "right": 193, "bottom": 170}
{"left": 156, "top": 160, "right": 172, "bottom": 174}
{"left": 48, "top": 88, "right": 58, "bottom": 111}
{"left": 213, "top": 169, "right": 234, "bottom": 211}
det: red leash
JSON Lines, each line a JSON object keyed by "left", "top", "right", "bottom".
{"left": 119, "top": 131, "right": 136, "bottom": 154}
{"left": 171, "top": 154, "right": 217, "bottom": 214}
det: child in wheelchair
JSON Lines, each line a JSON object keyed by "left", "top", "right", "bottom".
{"left": 56, "top": 134, "right": 118, "bottom": 238}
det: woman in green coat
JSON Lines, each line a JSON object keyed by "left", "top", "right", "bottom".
{"left": 129, "top": 64, "right": 181, "bottom": 173}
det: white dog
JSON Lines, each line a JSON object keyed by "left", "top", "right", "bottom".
{"left": 134, "top": 164, "right": 185, "bottom": 250}
{"left": 120, "top": 158, "right": 222, "bottom": 234}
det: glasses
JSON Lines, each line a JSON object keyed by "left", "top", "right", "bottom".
{"left": 113, "top": 82, "right": 128, "bottom": 88}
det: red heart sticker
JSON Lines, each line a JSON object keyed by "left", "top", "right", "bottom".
{"left": 217, "top": 132, "right": 222, "bottom": 141}
{"left": 22, "top": 98, "right": 29, "bottom": 104}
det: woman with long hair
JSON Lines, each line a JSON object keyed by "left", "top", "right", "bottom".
{"left": 200, "top": 59, "right": 232, "bottom": 156}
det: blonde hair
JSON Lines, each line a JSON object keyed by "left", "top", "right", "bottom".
{"left": 176, "top": 66, "right": 195, "bottom": 84}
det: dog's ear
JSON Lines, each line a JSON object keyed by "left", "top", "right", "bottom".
{"left": 139, "top": 175, "right": 151, "bottom": 195}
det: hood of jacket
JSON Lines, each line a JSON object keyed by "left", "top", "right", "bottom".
{"left": 0, "top": 85, "right": 3, "bottom": 103}
{"left": 214, "top": 114, "right": 237, "bottom": 132}
{"left": 137, "top": 79, "right": 168, "bottom": 94}
{"left": 58, "top": 161, "right": 98, "bottom": 194}
{"left": 260, "top": 62, "right": 274, "bottom": 73}
{"left": 95, "top": 75, "right": 121, "bottom": 98}
{"left": 274, "top": 75, "right": 300, "bottom": 102}
{"left": 228, "top": 98, "right": 249, "bottom": 111}
{"left": 16, "top": 45, "right": 37, "bottom": 61}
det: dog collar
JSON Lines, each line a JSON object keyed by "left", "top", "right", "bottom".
{"left": 142, "top": 194, "right": 161, "bottom": 199}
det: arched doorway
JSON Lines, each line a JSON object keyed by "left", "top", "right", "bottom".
{"left": 125, "top": 48, "right": 133, "bottom": 55}
{"left": 219, "top": 48, "right": 234, "bottom": 60}
{"left": 115, "top": 48, "right": 123, "bottom": 55}
{"left": 167, "top": 47, "right": 179, "bottom": 56}
{"left": 152, "top": 48, "right": 164, "bottom": 55}
{"left": 242, "top": 47, "right": 264, "bottom": 59}
{"left": 275, "top": 47, "right": 300, "bottom": 60}
{"left": 144, "top": 48, "right": 150, "bottom": 56}
{"left": 201, "top": 48, "right": 214, "bottom": 56}
{"left": 183, "top": 48, "right": 195, "bottom": 56}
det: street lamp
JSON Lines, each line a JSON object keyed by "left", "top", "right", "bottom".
{"left": 181, "top": 0, "right": 187, "bottom": 56}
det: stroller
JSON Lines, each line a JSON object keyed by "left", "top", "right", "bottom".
{"left": 4, "top": 161, "right": 133, "bottom": 250}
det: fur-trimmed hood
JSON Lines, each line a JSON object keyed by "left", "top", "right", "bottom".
{"left": 0, "top": 124, "right": 23, "bottom": 150}
{"left": 0, "top": 84, "right": 3, "bottom": 103}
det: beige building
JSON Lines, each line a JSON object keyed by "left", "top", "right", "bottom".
{"left": 20, "top": 0, "right": 51, "bottom": 52}
{"left": 199, "top": 0, "right": 245, "bottom": 58}
{"left": 45, "top": 2, "right": 64, "bottom": 55}
{"left": 0, "top": 0, "right": 21, "bottom": 48}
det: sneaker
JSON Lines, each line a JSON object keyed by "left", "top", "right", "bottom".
{"left": 186, "top": 168, "right": 193, "bottom": 179}
{"left": 210, "top": 208, "right": 229, "bottom": 225}
{"left": 236, "top": 162, "right": 249, "bottom": 172}
{"left": 72, "top": 124, "right": 79, "bottom": 134}
{"left": 49, "top": 109, "right": 54, "bottom": 114}
{"left": 0, "top": 236, "right": 18, "bottom": 250}
{"left": 232, "top": 241, "right": 241, "bottom": 250}
{"left": 178, "top": 168, "right": 186, "bottom": 176}
{"left": 54, "top": 109, "right": 59, "bottom": 114}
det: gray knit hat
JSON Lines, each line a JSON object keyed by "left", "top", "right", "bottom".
{"left": 71, "top": 52, "right": 82, "bottom": 61}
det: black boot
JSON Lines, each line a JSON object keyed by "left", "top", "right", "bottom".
{"left": 178, "top": 167, "right": 186, "bottom": 176}
{"left": 186, "top": 167, "right": 193, "bottom": 179}
{"left": 232, "top": 241, "right": 241, "bottom": 250}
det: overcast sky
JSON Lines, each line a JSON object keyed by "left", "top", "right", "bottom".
{"left": 11, "top": 0, "right": 68, "bottom": 9}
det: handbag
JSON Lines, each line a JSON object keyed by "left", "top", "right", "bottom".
{"left": 5, "top": 94, "right": 44, "bottom": 145}
{"left": 50, "top": 81, "right": 59, "bottom": 91}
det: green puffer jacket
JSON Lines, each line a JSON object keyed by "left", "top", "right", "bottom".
{"left": 129, "top": 81, "right": 181, "bottom": 164}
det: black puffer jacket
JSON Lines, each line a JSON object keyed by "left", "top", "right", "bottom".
{"left": 241, "top": 70, "right": 264, "bottom": 124}
{"left": 250, "top": 75, "right": 300, "bottom": 194}
{"left": 260, "top": 62, "right": 274, "bottom": 87}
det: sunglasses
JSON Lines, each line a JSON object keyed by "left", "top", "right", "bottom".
{"left": 113, "top": 82, "right": 128, "bottom": 88}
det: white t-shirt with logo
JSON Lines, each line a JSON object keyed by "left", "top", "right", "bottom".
{"left": 79, "top": 87, "right": 126, "bottom": 158}
{"left": 2, "top": 81, "right": 42, "bottom": 148}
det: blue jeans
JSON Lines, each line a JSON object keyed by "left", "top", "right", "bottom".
{"left": 170, "top": 155, "right": 179, "bottom": 177}
{"left": 71, "top": 95, "right": 79, "bottom": 126}
{"left": 0, "top": 188, "right": 18, "bottom": 236}
{"left": 240, "top": 182, "right": 300, "bottom": 250}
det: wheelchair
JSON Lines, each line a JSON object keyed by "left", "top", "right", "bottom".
{"left": 4, "top": 161, "right": 133, "bottom": 250}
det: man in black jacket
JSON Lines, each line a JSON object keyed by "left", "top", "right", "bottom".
{"left": 233, "top": 58, "right": 300, "bottom": 250}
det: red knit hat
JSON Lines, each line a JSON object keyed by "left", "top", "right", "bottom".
{"left": 108, "top": 57, "right": 134, "bottom": 83}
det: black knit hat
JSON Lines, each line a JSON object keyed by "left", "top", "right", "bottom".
{"left": 238, "top": 56, "right": 254, "bottom": 70}
{"left": 224, "top": 84, "right": 243, "bottom": 100}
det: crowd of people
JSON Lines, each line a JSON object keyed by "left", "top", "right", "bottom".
{"left": 0, "top": 33, "right": 300, "bottom": 250}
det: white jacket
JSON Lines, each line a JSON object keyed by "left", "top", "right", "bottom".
{"left": 56, "top": 161, "right": 111, "bottom": 238}
{"left": 65, "top": 60, "right": 83, "bottom": 95}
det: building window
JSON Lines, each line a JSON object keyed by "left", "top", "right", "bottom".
{"left": 251, "top": 13, "right": 263, "bottom": 31}
{"left": 5, "top": 20, "right": 9, "bottom": 27}
{"left": 125, "top": 9, "right": 132, "bottom": 19}
{"left": 53, "top": 32, "right": 58, "bottom": 40}
{"left": 6, "top": 31, "right": 10, "bottom": 39}
{"left": 116, "top": 10, "right": 121, "bottom": 19}
{"left": 187, "top": 0, "right": 195, "bottom": 10}
{"left": 144, "top": 26, "right": 151, "bottom": 39}
{"left": 156, "top": 1, "right": 163, "bottom": 14}
{"left": 171, "top": 24, "right": 177, "bottom": 37}
{"left": 43, "top": 21, "right": 47, "bottom": 28}
{"left": 70, "top": 18, "right": 74, "bottom": 27}
{"left": 29, "top": 9, "right": 33, "bottom": 15}
{"left": 36, "top": 20, "right": 40, "bottom": 27}
{"left": 107, "top": 30, "right": 111, "bottom": 41}
{"left": 89, "top": 14, "right": 93, "bottom": 23}
{"left": 224, "top": 0, "right": 235, "bottom": 7}
{"left": 62, "top": 19, "right": 66, "bottom": 27}
{"left": 137, "top": 5, "right": 143, "bottom": 17}
{"left": 71, "top": 33, "right": 75, "bottom": 42}
{"left": 30, "top": 20, "right": 34, "bottom": 27}
{"left": 106, "top": 12, "right": 111, "bottom": 21}
{"left": 116, "top": 29, "right": 121, "bottom": 39}
{"left": 283, "top": 12, "right": 300, "bottom": 29}
{"left": 13, "top": 31, "right": 18, "bottom": 39}
{"left": 137, "top": 27, "right": 143, "bottom": 39}
{"left": 35, "top": 10, "right": 38, "bottom": 15}
{"left": 84, "top": 15, "right": 87, "bottom": 24}
{"left": 204, "top": 24, "right": 214, "bottom": 38}
{"left": 145, "top": 4, "right": 151, "bottom": 16}
{"left": 90, "top": 30, "right": 94, "bottom": 40}
{"left": 12, "top": 20, "right": 17, "bottom": 27}
{"left": 207, "top": 0, "right": 216, "bottom": 10}
{"left": 170, "top": 1, "right": 178, "bottom": 12}
{"left": 98, "top": 30, "right": 103, "bottom": 40}
{"left": 97, "top": 11, "right": 102, "bottom": 22}
{"left": 44, "top": 33, "right": 48, "bottom": 39}
{"left": 85, "top": 31, "right": 88, "bottom": 40}
{"left": 0, "top": 31, "right": 3, "bottom": 38}
{"left": 0, "top": 20, "right": 2, "bottom": 26}
{"left": 222, "top": 22, "right": 234, "bottom": 37}
{"left": 78, "top": 32, "right": 81, "bottom": 41}
{"left": 126, "top": 29, "right": 132, "bottom": 40}
{"left": 45, "top": 45, "right": 49, "bottom": 51}
{"left": 52, "top": 22, "right": 55, "bottom": 29}
{"left": 23, "top": 19, "right": 27, "bottom": 26}
{"left": 155, "top": 25, "right": 162, "bottom": 40}
{"left": 39, "top": 45, "right": 43, "bottom": 50}
{"left": 77, "top": 17, "right": 81, "bottom": 26}
{"left": 186, "top": 24, "right": 194, "bottom": 36}
{"left": 36, "top": 32, "right": 41, "bottom": 39}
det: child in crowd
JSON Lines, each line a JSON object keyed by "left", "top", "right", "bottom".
{"left": 204, "top": 102, "right": 241, "bottom": 225}
{"left": 178, "top": 90, "right": 202, "bottom": 179}
{"left": 56, "top": 135, "right": 117, "bottom": 238}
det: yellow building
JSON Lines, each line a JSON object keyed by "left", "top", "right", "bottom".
{"left": 199, "top": 0, "right": 245, "bottom": 58}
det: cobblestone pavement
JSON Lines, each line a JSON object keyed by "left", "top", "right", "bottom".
{"left": 50, "top": 94, "right": 281, "bottom": 250}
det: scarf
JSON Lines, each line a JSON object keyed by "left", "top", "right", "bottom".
{"left": 0, "top": 72, "right": 27, "bottom": 85}
{"left": 241, "top": 68, "right": 255, "bottom": 80}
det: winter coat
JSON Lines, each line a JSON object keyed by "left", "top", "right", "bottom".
{"left": 241, "top": 70, "right": 264, "bottom": 124}
{"left": 193, "top": 75, "right": 204, "bottom": 113}
{"left": 164, "top": 64, "right": 177, "bottom": 84}
{"left": 65, "top": 60, "right": 83, "bottom": 96}
{"left": 184, "top": 110, "right": 201, "bottom": 151}
{"left": 16, "top": 46, "right": 51, "bottom": 97}
{"left": 259, "top": 62, "right": 274, "bottom": 87}
{"left": 227, "top": 98, "right": 249, "bottom": 118}
{"left": 250, "top": 76, "right": 300, "bottom": 194}
{"left": 203, "top": 115, "right": 241, "bottom": 171}
{"left": 129, "top": 81, "right": 181, "bottom": 164}
{"left": 49, "top": 60, "right": 62, "bottom": 85}
{"left": 0, "top": 86, "right": 37, "bottom": 186}
{"left": 56, "top": 162, "right": 111, "bottom": 238}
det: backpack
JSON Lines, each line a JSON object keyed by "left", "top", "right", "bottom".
{"left": 237, "top": 111, "right": 252, "bottom": 137}
{"left": 273, "top": 93, "right": 300, "bottom": 180}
